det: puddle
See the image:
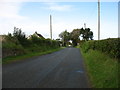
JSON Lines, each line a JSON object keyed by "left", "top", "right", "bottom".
{"left": 76, "top": 70, "right": 84, "bottom": 73}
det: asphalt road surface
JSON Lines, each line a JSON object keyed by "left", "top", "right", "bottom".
{"left": 3, "top": 47, "right": 90, "bottom": 88}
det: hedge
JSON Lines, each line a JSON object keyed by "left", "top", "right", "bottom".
{"left": 80, "top": 38, "right": 120, "bottom": 59}
{"left": 2, "top": 35, "right": 60, "bottom": 58}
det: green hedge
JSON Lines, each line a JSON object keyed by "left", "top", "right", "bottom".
{"left": 2, "top": 35, "right": 60, "bottom": 58}
{"left": 80, "top": 38, "right": 120, "bottom": 59}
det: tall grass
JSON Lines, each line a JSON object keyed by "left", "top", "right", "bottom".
{"left": 2, "top": 30, "right": 61, "bottom": 63}
{"left": 79, "top": 47, "right": 118, "bottom": 88}
{"left": 80, "top": 38, "right": 120, "bottom": 59}
{"left": 3, "top": 47, "right": 64, "bottom": 64}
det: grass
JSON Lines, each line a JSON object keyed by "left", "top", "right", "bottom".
{"left": 3, "top": 47, "right": 65, "bottom": 64}
{"left": 79, "top": 47, "right": 118, "bottom": 88}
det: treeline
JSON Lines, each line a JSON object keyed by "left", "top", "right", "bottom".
{"left": 80, "top": 38, "right": 120, "bottom": 59}
{"left": 59, "top": 28, "right": 93, "bottom": 46}
{"left": 2, "top": 27, "right": 60, "bottom": 58}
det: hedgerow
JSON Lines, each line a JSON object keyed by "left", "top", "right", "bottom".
{"left": 2, "top": 29, "right": 60, "bottom": 58}
{"left": 80, "top": 38, "right": 120, "bottom": 59}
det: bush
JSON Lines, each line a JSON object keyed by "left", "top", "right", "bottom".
{"left": 80, "top": 38, "right": 120, "bottom": 59}
{"left": 2, "top": 31, "right": 60, "bottom": 58}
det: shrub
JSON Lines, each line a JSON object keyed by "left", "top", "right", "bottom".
{"left": 80, "top": 38, "right": 120, "bottom": 59}
{"left": 2, "top": 28, "right": 61, "bottom": 58}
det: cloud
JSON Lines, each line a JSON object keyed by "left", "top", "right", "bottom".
{"left": 0, "top": 2, "right": 26, "bottom": 19}
{"left": 49, "top": 5, "right": 72, "bottom": 11}
{"left": 0, "top": 2, "right": 28, "bottom": 35}
{"left": 44, "top": 2, "right": 73, "bottom": 11}
{"left": 0, "top": 1, "right": 118, "bottom": 40}
{"left": 0, "top": 2, "right": 73, "bottom": 39}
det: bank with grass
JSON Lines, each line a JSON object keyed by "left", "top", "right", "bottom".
{"left": 3, "top": 47, "right": 64, "bottom": 64}
{"left": 2, "top": 27, "right": 62, "bottom": 64}
{"left": 78, "top": 38, "right": 119, "bottom": 88}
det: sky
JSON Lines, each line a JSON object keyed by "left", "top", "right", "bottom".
{"left": 0, "top": 0, "right": 119, "bottom": 40}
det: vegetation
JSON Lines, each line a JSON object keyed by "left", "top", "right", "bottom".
{"left": 70, "top": 29, "right": 81, "bottom": 46}
{"left": 59, "top": 27, "right": 93, "bottom": 46}
{"left": 59, "top": 30, "right": 70, "bottom": 46}
{"left": 80, "top": 49, "right": 118, "bottom": 88}
{"left": 3, "top": 47, "right": 64, "bottom": 64}
{"left": 80, "top": 28, "right": 93, "bottom": 41}
{"left": 78, "top": 38, "right": 119, "bottom": 88}
{"left": 2, "top": 27, "right": 61, "bottom": 63}
{"left": 80, "top": 38, "right": 120, "bottom": 59}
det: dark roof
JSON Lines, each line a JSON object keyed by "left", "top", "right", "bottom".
{"left": 35, "top": 32, "right": 45, "bottom": 39}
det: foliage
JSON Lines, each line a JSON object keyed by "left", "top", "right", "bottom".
{"left": 80, "top": 38, "right": 120, "bottom": 59}
{"left": 3, "top": 47, "right": 64, "bottom": 64}
{"left": 2, "top": 34, "right": 25, "bottom": 55}
{"left": 13, "top": 27, "right": 29, "bottom": 46}
{"left": 2, "top": 27, "right": 60, "bottom": 58}
{"left": 80, "top": 49, "right": 118, "bottom": 88}
{"left": 59, "top": 27, "right": 94, "bottom": 46}
{"left": 70, "top": 29, "right": 81, "bottom": 46}
{"left": 80, "top": 28, "right": 93, "bottom": 41}
{"left": 70, "top": 29, "right": 80, "bottom": 40}
{"left": 59, "top": 30, "right": 70, "bottom": 46}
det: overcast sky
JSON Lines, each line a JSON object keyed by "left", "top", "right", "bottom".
{"left": 0, "top": 0, "right": 119, "bottom": 40}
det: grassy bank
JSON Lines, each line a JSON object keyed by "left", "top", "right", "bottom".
{"left": 80, "top": 38, "right": 120, "bottom": 59}
{"left": 79, "top": 47, "right": 118, "bottom": 88}
{"left": 3, "top": 47, "right": 64, "bottom": 64}
{"left": 2, "top": 28, "right": 63, "bottom": 64}
{"left": 2, "top": 28, "right": 61, "bottom": 58}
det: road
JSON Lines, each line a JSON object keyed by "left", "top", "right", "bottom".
{"left": 3, "top": 47, "right": 90, "bottom": 88}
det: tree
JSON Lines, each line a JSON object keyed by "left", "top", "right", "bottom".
{"left": 59, "top": 30, "right": 70, "bottom": 46}
{"left": 13, "top": 27, "right": 28, "bottom": 46}
{"left": 70, "top": 29, "right": 81, "bottom": 46}
{"left": 80, "top": 28, "right": 93, "bottom": 41}
{"left": 59, "top": 27, "right": 94, "bottom": 47}
{"left": 88, "top": 31, "right": 93, "bottom": 40}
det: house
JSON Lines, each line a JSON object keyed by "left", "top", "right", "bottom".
{"left": 27, "top": 32, "right": 45, "bottom": 39}
{"left": 35, "top": 32, "right": 45, "bottom": 39}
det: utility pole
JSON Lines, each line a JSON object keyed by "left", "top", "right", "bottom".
{"left": 50, "top": 15, "right": 52, "bottom": 40}
{"left": 118, "top": 1, "right": 120, "bottom": 38}
{"left": 84, "top": 23, "right": 86, "bottom": 29}
{"left": 98, "top": 0, "right": 100, "bottom": 40}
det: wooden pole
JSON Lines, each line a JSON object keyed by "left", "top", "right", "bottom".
{"left": 98, "top": 0, "right": 100, "bottom": 40}
{"left": 50, "top": 15, "right": 52, "bottom": 40}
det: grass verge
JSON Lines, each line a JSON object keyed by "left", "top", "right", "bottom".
{"left": 79, "top": 47, "right": 118, "bottom": 88}
{"left": 3, "top": 47, "right": 65, "bottom": 64}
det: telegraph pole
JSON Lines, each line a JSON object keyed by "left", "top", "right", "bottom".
{"left": 98, "top": 0, "right": 100, "bottom": 40}
{"left": 84, "top": 23, "right": 86, "bottom": 29}
{"left": 50, "top": 15, "right": 52, "bottom": 40}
